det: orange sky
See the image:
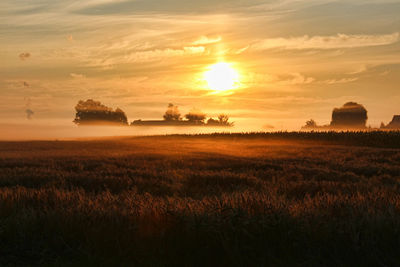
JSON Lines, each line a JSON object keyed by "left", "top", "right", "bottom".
{"left": 1, "top": 0, "right": 400, "bottom": 137}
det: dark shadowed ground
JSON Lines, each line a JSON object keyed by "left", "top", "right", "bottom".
{"left": 1, "top": 132, "right": 400, "bottom": 266}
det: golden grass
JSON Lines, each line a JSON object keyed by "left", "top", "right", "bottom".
{"left": 1, "top": 132, "right": 400, "bottom": 266}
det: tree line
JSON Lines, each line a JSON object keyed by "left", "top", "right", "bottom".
{"left": 161, "top": 103, "right": 233, "bottom": 126}
{"left": 73, "top": 100, "right": 233, "bottom": 127}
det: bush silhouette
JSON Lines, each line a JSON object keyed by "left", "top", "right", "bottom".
{"left": 185, "top": 109, "right": 206, "bottom": 124}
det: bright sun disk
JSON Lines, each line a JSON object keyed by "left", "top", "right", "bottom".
{"left": 204, "top": 62, "right": 239, "bottom": 92}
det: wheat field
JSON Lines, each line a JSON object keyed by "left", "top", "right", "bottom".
{"left": 1, "top": 132, "right": 400, "bottom": 266}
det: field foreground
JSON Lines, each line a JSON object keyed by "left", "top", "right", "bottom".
{"left": 1, "top": 132, "right": 400, "bottom": 266}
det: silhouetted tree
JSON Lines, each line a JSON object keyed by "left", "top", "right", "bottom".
{"left": 185, "top": 109, "right": 206, "bottom": 124}
{"left": 330, "top": 102, "right": 368, "bottom": 129}
{"left": 73, "top": 99, "right": 128, "bottom": 125}
{"left": 304, "top": 119, "right": 317, "bottom": 128}
{"left": 113, "top": 108, "right": 129, "bottom": 124}
{"left": 218, "top": 114, "right": 230, "bottom": 125}
{"left": 306, "top": 119, "right": 317, "bottom": 127}
{"left": 300, "top": 119, "right": 327, "bottom": 130}
{"left": 163, "top": 103, "right": 181, "bottom": 121}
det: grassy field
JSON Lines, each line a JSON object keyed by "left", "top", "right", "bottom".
{"left": 1, "top": 132, "right": 400, "bottom": 266}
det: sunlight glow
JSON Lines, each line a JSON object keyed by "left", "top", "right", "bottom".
{"left": 204, "top": 62, "right": 240, "bottom": 92}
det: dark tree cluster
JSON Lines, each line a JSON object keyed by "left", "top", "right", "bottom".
{"left": 185, "top": 109, "right": 207, "bottom": 124}
{"left": 162, "top": 104, "right": 233, "bottom": 126}
{"left": 207, "top": 114, "right": 234, "bottom": 126}
{"left": 73, "top": 99, "right": 128, "bottom": 125}
{"left": 330, "top": 102, "right": 367, "bottom": 128}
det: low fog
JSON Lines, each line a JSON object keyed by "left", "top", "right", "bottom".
{"left": 2, "top": 99, "right": 396, "bottom": 141}
{"left": 0, "top": 123, "right": 238, "bottom": 141}
{"left": 0, "top": 117, "right": 283, "bottom": 140}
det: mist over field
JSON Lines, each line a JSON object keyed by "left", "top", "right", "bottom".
{"left": 2, "top": 98, "right": 397, "bottom": 140}
{"left": 0, "top": 123, "right": 239, "bottom": 140}
{"left": 0, "top": 118, "right": 281, "bottom": 140}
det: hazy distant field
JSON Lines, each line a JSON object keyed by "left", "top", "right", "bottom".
{"left": 1, "top": 132, "right": 400, "bottom": 266}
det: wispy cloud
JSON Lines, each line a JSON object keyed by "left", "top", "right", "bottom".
{"left": 321, "top": 77, "right": 359, "bottom": 85}
{"left": 192, "top": 36, "right": 222, "bottom": 45}
{"left": 70, "top": 73, "right": 85, "bottom": 79}
{"left": 245, "top": 72, "right": 315, "bottom": 87}
{"left": 87, "top": 46, "right": 206, "bottom": 67}
{"left": 252, "top": 32, "right": 400, "bottom": 50}
{"left": 234, "top": 46, "right": 249, "bottom": 55}
{"left": 347, "top": 65, "right": 368, "bottom": 75}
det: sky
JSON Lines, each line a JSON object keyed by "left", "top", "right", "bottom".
{"left": 1, "top": 0, "right": 400, "bottom": 138}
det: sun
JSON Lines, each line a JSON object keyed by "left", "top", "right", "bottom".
{"left": 204, "top": 62, "right": 240, "bottom": 92}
